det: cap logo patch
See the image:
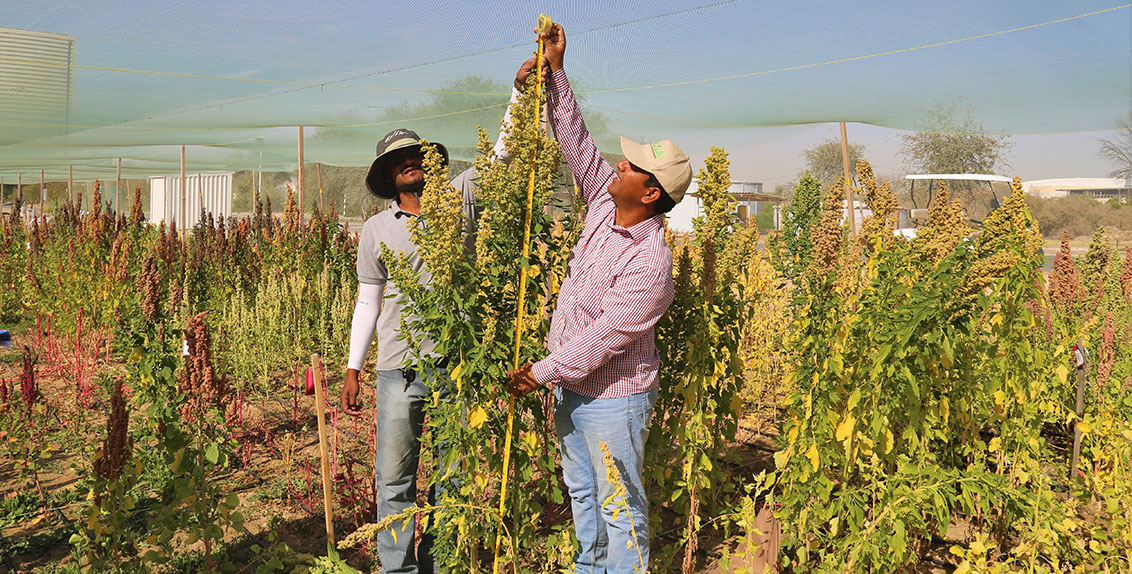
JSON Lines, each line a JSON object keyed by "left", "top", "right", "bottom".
{"left": 651, "top": 142, "right": 664, "bottom": 158}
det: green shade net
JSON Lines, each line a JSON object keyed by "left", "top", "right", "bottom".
{"left": 1, "top": 0, "right": 1129, "bottom": 181}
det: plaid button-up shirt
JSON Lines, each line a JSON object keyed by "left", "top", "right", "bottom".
{"left": 530, "top": 69, "right": 675, "bottom": 399}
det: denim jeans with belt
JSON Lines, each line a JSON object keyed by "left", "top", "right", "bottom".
{"left": 555, "top": 385, "right": 658, "bottom": 574}
{"left": 374, "top": 367, "right": 451, "bottom": 574}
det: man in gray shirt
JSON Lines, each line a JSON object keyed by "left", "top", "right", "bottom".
{"left": 338, "top": 127, "right": 478, "bottom": 574}
{"left": 338, "top": 63, "right": 531, "bottom": 569}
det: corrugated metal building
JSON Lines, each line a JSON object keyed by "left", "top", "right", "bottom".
{"left": 149, "top": 174, "right": 233, "bottom": 229}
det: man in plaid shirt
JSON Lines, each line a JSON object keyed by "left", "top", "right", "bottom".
{"left": 507, "top": 23, "right": 692, "bottom": 573}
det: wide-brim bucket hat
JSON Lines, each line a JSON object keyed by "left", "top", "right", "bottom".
{"left": 365, "top": 128, "right": 449, "bottom": 199}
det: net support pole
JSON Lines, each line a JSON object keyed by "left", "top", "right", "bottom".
{"left": 69, "top": 166, "right": 73, "bottom": 205}
{"left": 298, "top": 126, "right": 305, "bottom": 221}
{"left": 840, "top": 122, "right": 855, "bottom": 240}
{"left": 317, "top": 162, "right": 324, "bottom": 215}
{"left": 1, "top": 177, "right": 4, "bottom": 208}
{"left": 180, "top": 145, "right": 187, "bottom": 238}
{"left": 39, "top": 169, "right": 45, "bottom": 216}
{"left": 116, "top": 158, "right": 122, "bottom": 215}
{"left": 18, "top": 172, "right": 22, "bottom": 203}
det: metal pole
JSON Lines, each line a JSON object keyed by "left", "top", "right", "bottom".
{"left": 17, "top": 172, "right": 22, "bottom": 203}
{"left": 69, "top": 165, "right": 73, "bottom": 205}
{"left": 180, "top": 145, "right": 187, "bottom": 236}
{"left": 298, "top": 125, "right": 305, "bottom": 221}
{"left": 40, "top": 169, "right": 45, "bottom": 216}
{"left": 840, "top": 122, "right": 855, "bottom": 240}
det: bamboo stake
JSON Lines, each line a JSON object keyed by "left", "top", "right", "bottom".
{"left": 298, "top": 126, "right": 305, "bottom": 221}
{"left": 310, "top": 353, "right": 336, "bottom": 545}
{"left": 493, "top": 14, "right": 551, "bottom": 574}
{"left": 840, "top": 122, "right": 855, "bottom": 240}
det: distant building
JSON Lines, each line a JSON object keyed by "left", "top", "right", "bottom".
{"left": 150, "top": 174, "right": 234, "bottom": 228}
{"left": 667, "top": 180, "right": 781, "bottom": 232}
{"left": 1021, "top": 178, "right": 1131, "bottom": 200}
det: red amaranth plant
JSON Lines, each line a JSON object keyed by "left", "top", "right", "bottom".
{"left": 129, "top": 186, "right": 145, "bottom": 226}
{"left": 137, "top": 255, "right": 162, "bottom": 322}
{"left": 180, "top": 312, "right": 229, "bottom": 421}
{"left": 1122, "top": 246, "right": 1132, "bottom": 300}
{"left": 19, "top": 347, "right": 37, "bottom": 410}
{"left": 1047, "top": 230, "right": 1080, "bottom": 313}
{"left": 94, "top": 379, "right": 131, "bottom": 481}
{"left": 1096, "top": 313, "right": 1115, "bottom": 392}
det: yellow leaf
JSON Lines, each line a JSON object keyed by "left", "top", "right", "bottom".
{"left": 468, "top": 405, "right": 488, "bottom": 429}
{"left": 988, "top": 437, "right": 1001, "bottom": 453}
{"left": 450, "top": 361, "right": 464, "bottom": 393}
{"left": 835, "top": 414, "right": 856, "bottom": 442}
{"left": 774, "top": 447, "right": 792, "bottom": 468}
{"left": 1077, "top": 420, "right": 1092, "bottom": 434}
{"left": 993, "top": 390, "right": 1006, "bottom": 409}
{"left": 805, "top": 444, "right": 820, "bottom": 471}
{"left": 1060, "top": 518, "right": 1076, "bottom": 531}
{"left": 970, "top": 539, "right": 988, "bottom": 555}
{"left": 1056, "top": 365, "right": 1069, "bottom": 385}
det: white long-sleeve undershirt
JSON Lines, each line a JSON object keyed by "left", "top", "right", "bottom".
{"left": 347, "top": 282, "right": 384, "bottom": 372}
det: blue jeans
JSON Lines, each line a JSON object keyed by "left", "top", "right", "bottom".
{"left": 555, "top": 386, "right": 658, "bottom": 574}
{"left": 374, "top": 368, "right": 451, "bottom": 574}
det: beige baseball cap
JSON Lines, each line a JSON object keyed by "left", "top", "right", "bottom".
{"left": 619, "top": 136, "right": 692, "bottom": 203}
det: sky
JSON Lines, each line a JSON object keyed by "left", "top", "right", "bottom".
{"left": 1, "top": 0, "right": 1129, "bottom": 181}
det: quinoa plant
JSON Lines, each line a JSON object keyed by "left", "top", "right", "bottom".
{"left": 377, "top": 70, "right": 572, "bottom": 570}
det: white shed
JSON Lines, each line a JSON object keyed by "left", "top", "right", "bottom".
{"left": 149, "top": 174, "right": 233, "bottom": 228}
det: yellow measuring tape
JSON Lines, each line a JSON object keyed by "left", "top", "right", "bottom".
{"left": 492, "top": 13, "right": 552, "bottom": 574}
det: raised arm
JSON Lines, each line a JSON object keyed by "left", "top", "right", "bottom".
{"left": 540, "top": 23, "right": 615, "bottom": 207}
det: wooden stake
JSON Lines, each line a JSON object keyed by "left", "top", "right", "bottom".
{"left": 840, "top": 122, "right": 855, "bottom": 240}
{"left": 18, "top": 172, "right": 22, "bottom": 203}
{"left": 39, "top": 169, "right": 45, "bottom": 216}
{"left": 310, "top": 354, "right": 336, "bottom": 545}
{"left": 69, "top": 165, "right": 73, "bottom": 205}
{"left": 298, "top": 126, "right": 305, "bottom": 221}
{"left": 1070, "top": 343, "right": 1087, "bottom": 478}
{"left": 116, "top": 158, "right": 122, "bottom": 215}
{"left": 317, "top": 162, "right": 324, "bottom": 215}
{"left": 180, "top": 145, "right": 186, "bottom": 237}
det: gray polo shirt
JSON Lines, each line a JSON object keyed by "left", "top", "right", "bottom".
{"left": 356, "top": 167, "right": 478, "bottom": 371}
